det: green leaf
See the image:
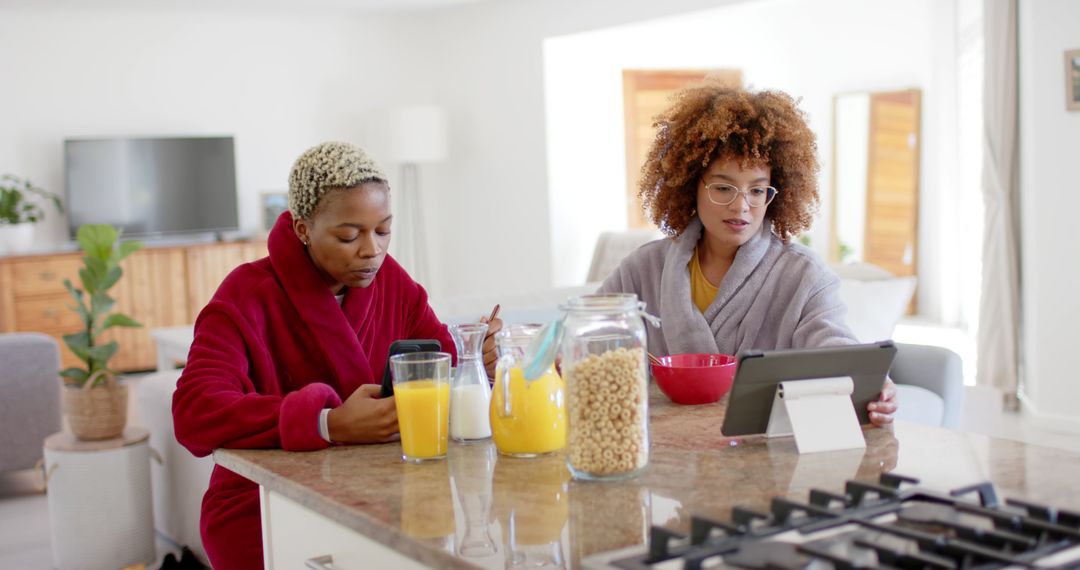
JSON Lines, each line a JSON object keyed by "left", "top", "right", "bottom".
{"left": 59, "top": 367, "right": 90, "bottom": 386}
{"left": 77, "top": 267, "right": 95, "bottom": 295}
{"left": 62, "top": 280, "right": 91, "bottom": 327}
{"left": 98, "top": 266, "right": 122, "bottom": 292}
{"left": 87, "top": 341, "right": 118, "bottom": 369}
{"left": 83, "top": 256, "right": 108, "bottom": 288}
{"left": 62, "top": 331, "right": 91, "bottom": 364}
{"left": 90, "top": 291, "right": 115, "bottom": 318}
{"left": 76, "top": 224, "right": 117, "bottom": 261}
{"left": 101, "top": 313, "right": 142, "bottom": 330}
{"left": 62, "top": 278, "right": 84, "bottom": 303}
{"left": 47, "top": 193, "right": 64, "bottom": 215}
{"left": 115, "top": 240, "right": 142, "bottom": 263}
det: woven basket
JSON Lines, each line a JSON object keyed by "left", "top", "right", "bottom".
{"left": 63, "top": 372, "right": 128, "bottom": 441}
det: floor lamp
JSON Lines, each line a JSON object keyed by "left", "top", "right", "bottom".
{"left": 387, "top": 105, "right": 448, "bottom": 286}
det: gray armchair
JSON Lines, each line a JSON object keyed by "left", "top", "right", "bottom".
{"left": 891, "top": 342, "right": 965, "bottom": 429}
{"left": 0, "top": 333, "right": 62, "bottom": 474}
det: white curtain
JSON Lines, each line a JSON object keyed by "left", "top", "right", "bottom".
{"left": 976, "top": 0, "right": 1021, "bottom": 404}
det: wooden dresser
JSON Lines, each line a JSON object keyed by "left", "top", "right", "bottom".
{"left": 0, "top": 240, "right": 267, "bottom": 372}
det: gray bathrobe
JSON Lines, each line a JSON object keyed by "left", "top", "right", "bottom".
{"left": 598, "top": 218, "right": 858, "bottom": 356}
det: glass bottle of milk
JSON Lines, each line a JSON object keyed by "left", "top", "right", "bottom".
{"left": 449, "top": 323, "right": 493, "bottom": 442}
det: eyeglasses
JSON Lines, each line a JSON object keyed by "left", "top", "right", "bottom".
{"left": 703, "top": 182, "right": 779, "bottom": 208}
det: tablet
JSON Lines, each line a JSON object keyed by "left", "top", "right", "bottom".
{"left": 719, "top": 341, "right": 897, "bottom": 436}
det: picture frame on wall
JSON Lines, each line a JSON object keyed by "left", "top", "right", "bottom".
{"left": 261, "top": 192, "right": 288, "bottom": 232}
{"left": 1067, "top": 48, "right": 1080, "bottom": 111}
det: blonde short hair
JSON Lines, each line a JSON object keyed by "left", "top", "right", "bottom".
{"left": 287, "top": 141, "right": 387, "bottom": 220}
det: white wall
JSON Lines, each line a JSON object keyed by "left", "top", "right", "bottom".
{"left": 834, "top": 94, "right": 871, "bottom": 263}
{"left": 0, "top": 8, "right": 401, "bottom": 247}
{"left": 0, "top": 0, "right": 751, "bottom": 301}
{"left": 1, "top": 0, "right": 962, "bottom": 310}
{"left": 541, "top": 0, "right": 959, "bottom": 322}
{"left": 384, "top": 0, "right": 744, "bottom": 298}
{"left": 1018, "top": 0, "right": 1080, "bottom": 431}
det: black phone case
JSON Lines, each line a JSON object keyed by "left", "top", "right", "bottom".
{"left": 380, "top": 339, "right": 443, "bottom": 397}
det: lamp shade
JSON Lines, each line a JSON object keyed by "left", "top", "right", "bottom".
{"left": 387, "top": 105, "right": 449, "bottom": 163}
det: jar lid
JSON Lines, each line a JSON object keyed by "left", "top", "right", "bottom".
{"left": 522, "top": 319, "right": 563, "bottom": 380}
{"left": 563, "top": 293, "right": 639, "bottom": 312}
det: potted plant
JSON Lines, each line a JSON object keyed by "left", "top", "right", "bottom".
{"left": 59, "top": 224, "right": 143, "bottom": 440}
{"left": 0, "top": 174, "right": 63, "bottom": 254}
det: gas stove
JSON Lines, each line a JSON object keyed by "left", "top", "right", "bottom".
{"left": 583, "top": 474, "right": 1080, "bottom": 569}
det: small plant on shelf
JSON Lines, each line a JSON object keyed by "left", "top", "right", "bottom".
{"left": 0, "top": 174, "right": 64, "bottom": 254}
{"left": 59, "top": 224, "right": 143, "bottom": 440}
{"left": 0, "top": 173, "right": 63, "bottom": 225}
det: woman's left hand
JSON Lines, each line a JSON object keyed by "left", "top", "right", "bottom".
{"left": 868, "top": 377, "right": 898, "bottom": 427}
{"left": 480, "top": 316, "right": 504, "bottom": 378}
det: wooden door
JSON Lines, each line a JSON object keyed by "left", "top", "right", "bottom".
{"left": 863, "top": 90, "right": 920, "bottom": 311}
{"left": 622, "top": 69, "right": 742, "bottom": 229}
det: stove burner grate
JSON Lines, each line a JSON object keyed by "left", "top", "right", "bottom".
{"left": 608, "top": 474, "right": 1080, "bottom": 570}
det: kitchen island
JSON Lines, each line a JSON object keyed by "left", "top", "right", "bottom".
{"left": 215, "top": 386, "right": 1080, "bottom": 569}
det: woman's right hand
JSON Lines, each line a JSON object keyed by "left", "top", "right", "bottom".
{"left": 327, "top": 384, "right": 399, "bottom": 444}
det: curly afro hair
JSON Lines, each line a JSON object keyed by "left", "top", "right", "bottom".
{"left": 638, "top": 82, "right": 820, "bottom": 241}
{"left": 288, "top": 141, "right": 388, "bottom": 220}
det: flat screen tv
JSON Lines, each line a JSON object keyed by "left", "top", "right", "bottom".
{"left": 64, "top": 136, "right": 238, "bottom": 239}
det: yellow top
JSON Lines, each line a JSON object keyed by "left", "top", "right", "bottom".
{"left": 689, "top": 247, "right": 719, "bottom": 313}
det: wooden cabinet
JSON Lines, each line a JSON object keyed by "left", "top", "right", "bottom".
{"left": 0, "top": 240, "right": 267, "bottom": 372}
{"left": 185, "top": 241, "right": 267, "bottom": 322}
{"left": 2, "top": 253, "right": 84, "bottom": 369}
{"left": 102, "top": 248, "right": 190, "bottom": 372}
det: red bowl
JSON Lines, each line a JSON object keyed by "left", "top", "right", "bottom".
{"left": 651, "top": 353, "right": 737, "bottom": 405}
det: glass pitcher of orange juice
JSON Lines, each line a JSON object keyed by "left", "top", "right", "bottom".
{"left": 490, "top": 324, "right": 567, "bottom": 457}
{"left": 493, "top": 454, "right": 569, "bottom": 568}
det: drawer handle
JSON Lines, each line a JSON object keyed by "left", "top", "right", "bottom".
{"left": 40, "top": 271, "right": 56, "bottom": 281}
{"left": 43, "top": 308, "right": 57, "bottom": 318}
{"left": 305, "top": 555, "right": 333, "bottom": 569}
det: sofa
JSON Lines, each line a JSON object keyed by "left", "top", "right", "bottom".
{"left": 134, "top": 247, "right": 961, "bottom": 563}
{"left": 0, "top": 333, "right": 62, "bottom": 476}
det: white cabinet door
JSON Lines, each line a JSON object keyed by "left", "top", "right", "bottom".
{"left": 260, "top": 487, "right": 427, "bottom": 570}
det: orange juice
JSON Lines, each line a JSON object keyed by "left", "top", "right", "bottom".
{"left": 493, "top": 455, "right": 569, "bottom": 547}
{"left": 395, "top": 380, "right": 450, "bottom": 460}
{"left": 401, "top": 462, "right": 455, "bottom": 538}
{"left": 514, "top": 460, "right": 569, "bottom": 545}
{"left": 490, "top": 366, "right": 566, "bottom": 456}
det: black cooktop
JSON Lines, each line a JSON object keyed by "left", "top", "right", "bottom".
{"left": 605, "top": 473, "right": 1080, "bottom": 569}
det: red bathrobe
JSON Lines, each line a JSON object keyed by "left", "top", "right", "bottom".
{"left": 172, "top": 211, "right": 454, "bottom": 569}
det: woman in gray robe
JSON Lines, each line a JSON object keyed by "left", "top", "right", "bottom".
{"left": 599, "top": 83, "right": 898, "bottom": 426}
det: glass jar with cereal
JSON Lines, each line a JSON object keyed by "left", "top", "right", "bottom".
{"left": 560, "top": 294, "right": 651, "bottom": 481}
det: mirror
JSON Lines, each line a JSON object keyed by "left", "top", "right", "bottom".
{"left": 829, "top": 89, "right": 921, "bottom": 311}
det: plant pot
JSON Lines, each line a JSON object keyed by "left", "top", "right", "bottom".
{"left": 63, "top": 378, "right": 128, "bottom": 441}
{"left": 0, "top": 222, "right": 35, "bottom": 255}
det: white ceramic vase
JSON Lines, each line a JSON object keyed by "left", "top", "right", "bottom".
{"left": 0, "top": 222, "right": 35, "bottom": 255}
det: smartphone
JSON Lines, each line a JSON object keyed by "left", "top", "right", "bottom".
{"left": 380, "top": 339, "right": 443, "bottom": 398}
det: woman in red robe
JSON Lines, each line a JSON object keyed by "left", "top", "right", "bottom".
{"left": 172, "top": 141, "right": 501, "bottom": 569}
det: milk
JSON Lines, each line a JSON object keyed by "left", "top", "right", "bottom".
{"left": 450, "top": 383, "right": 493, "bottom": 440}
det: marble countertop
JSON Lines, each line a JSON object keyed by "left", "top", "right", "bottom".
{"left": 215, "top": 387, "right": 1080, "bottom": 569}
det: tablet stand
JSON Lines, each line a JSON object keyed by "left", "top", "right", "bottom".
{"left": 765, "top": 376, "right": 866, "bottom": 454}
